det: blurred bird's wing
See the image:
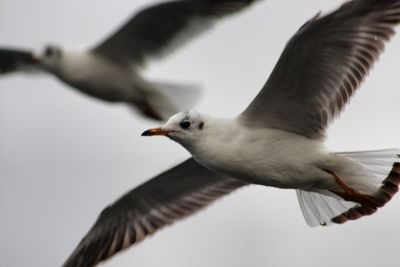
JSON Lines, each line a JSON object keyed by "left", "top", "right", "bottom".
{"left": 240, "top": 0, "right": 400, "bottom": 139}
{"left": 62, "top": 158, "right": 245, "bottom": 267}
{"left": 0, "top": 48, "right": 41, "bottom": 74}
{"left": 92, "top": 0, "right": 259, "bottom": 65}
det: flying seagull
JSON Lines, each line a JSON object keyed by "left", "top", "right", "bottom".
{"left": 63, "top": 0, "right": 400, "bottom": 266}
{"left": 0, "top": 0, "right": 259, "bottom": 120}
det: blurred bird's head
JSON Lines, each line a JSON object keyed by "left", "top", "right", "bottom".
{"left": 39, "top": 44, "right": 63, "bottom": 67}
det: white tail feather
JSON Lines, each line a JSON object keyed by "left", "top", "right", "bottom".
{"left": 131, "top": 80, "right": 202, "bottom": 120}
{"left": 297, "top": 190, "right": 357, "bottom": 226}
{"left": 297, "top": 148, "right": 400, "bottom": 227}
{"left": 152, "top": 81, "right": 202, "bottom": 119}
{"left": 338, "top": 149, "right": 400, "bottom": 184}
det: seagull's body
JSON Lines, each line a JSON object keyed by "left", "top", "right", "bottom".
{"left": 186, "top": 120, "right": 330, "bottom": 189}
{"left": 46, "top": 49, "right": 143, "bottom": 102}
{"left": 0, "top": 0, "right": 259, "bottom": 120}
{"left": 63, "top": 0, "right": 400, "bottom": 266}
{"left": 160, "top": 112, "right": 384, "bottom": 197}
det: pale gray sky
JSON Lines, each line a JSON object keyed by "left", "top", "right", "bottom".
{"left": 1, "top": 0, "right": 400, "bottom": 266}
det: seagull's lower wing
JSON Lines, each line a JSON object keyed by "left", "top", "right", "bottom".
{"left": 240, "top": 0, "right": 400, "bottom": 139}
{"left": 0, "top": 48, "right": 40, "bottom": 74}
{"left": 62, "top": 158, "right": 245, "bottom": 267}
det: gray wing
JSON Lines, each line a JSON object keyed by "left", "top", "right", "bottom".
{"left": 0, "top": 48, "right": 40, "bottom": 74}
{"left": 62, "top": 158, "right": 245, "bottom": 267}
{"left": 92, "top": 0, "right": 258, "bottom": 65}
{"left": 240, "top": 0, "right": 400, "bottom": 139}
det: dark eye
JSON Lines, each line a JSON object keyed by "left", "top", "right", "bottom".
{"left": 45, "top": 47, "right": 55, "bottom": 57}
{"left": 44, "top": 46, "right": 61, "bottom": 58}
{"left": 180, "top": 121, "right": 191, "bottom": 129}
{"left": 198, "top": 122, "right": 204, "bottom": 130}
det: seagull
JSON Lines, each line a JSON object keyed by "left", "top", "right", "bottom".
{"left": 63, "top": 0, "right": 400, "bottom": 266}
{"left": 0, "top": 0, "right": 259, "bottom": 120}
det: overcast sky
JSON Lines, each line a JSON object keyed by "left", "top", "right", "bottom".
{"left": 1, "top": 0, "right": 400, "bottom": 266}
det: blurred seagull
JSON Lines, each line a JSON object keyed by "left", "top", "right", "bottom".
{"left": 63, "top": 0, "right": 400, "bottom": 266}
{"left": 0, "top": 0, "right": 259, "bottom": 120}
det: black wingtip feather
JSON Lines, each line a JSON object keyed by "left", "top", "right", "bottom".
{"left": 0, "top": 48, "right": 38, "bottom": 74}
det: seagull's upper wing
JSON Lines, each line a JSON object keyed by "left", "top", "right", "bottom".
{"left": 62, "top": 158, "right": 245, "bottom": 267}
{"left": 92, "top": 0, "right": 258, "bottom": 65}
{"left": 0, "top": 48, "right": 40, "bottom": 74}
{"left": 240, "top": 0, "right": 400, "bottom": 139}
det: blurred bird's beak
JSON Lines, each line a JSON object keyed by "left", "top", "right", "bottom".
{"left": 141, "top": 127, "right": 172, "bottom": 136}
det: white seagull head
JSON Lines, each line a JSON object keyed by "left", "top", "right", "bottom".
{"left": 142, "top": 110, "right": 207, "bottom": 143}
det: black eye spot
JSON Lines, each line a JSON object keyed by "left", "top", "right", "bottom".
{"left": 198, "top": 122, "right": 204, "bottom": 130}
{"left": 45, "top": 47, "right": 55, "bottom": 57}
{"left": 180, "top": 121, "right": 191, "bottom": 129}
{"left": 44, "top": 46, "right": 61, "bottom": 58}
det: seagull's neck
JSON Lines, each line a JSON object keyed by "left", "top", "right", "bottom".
{"left": 42, "top": 49, "right": 83, "bottom": 73}
{"left": 183, "top": 117, "right": 243, "bottom": 167}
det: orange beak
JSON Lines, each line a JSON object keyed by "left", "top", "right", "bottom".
{"left": 141, "top": 127, "right": 172, "bottom": 136}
